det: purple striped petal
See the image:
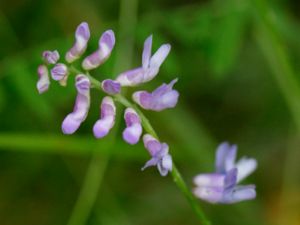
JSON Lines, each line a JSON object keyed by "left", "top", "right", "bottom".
{"left": 43, "top": 50, "right": 60, "bottom": 64}
{"left": 93, "top": 96, "right": 116, "bottom": 138}
{"left": 122, "top": 108, "right": 142, "bottom": 144}
{"left": 62, "top": 75, "right": 90, "bottom": 134}
{"left": 65, "top": 22, "right": 90, "bottom": 63}
{"left": 101, "top": 79, "right": 121, "bottom": 95}
{"left": 82, "top": 30, "right": 115, "bottom": 70}
{"left": 50, "top": 63, "right": 68, "bottom": 81}
{"left": 37, "top": 65, "right": 50, "bottom": 94}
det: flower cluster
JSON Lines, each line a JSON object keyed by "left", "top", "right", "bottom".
{"left": 193, "top": 142, "right": 257, "bottom": 204}
{"left": 37, "top": 22, "right": 179, "bottom": 176}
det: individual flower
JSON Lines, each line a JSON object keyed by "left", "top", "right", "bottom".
{"left": 50, "top": 63, "right": 68, "bottom": 81}
{"left": 65, "top": 22, "right": 90, "bottom": 63}
{"left": 133, "top": 79, "right": 179, "bottom": 111}
{"left": 123, "top": 108, "right": 142, "bottom": 144}
{"left": 93, "top": 96, "right": 116, "bottom": 138}
{"left": 82, "top": 30, "right": 115, "bottom": 70}
{"left": 37, "top": 65, "right": 50, "bottom": 94}
{"left": 142, "top": 134, "right": 172, "bottom": 176}
{"left": 101, "top": 79, "right": 121, "bottom": 95}
{"left": 62, "top": 75, "right": 91, "bottom": 134}
{"left": 116, "top": 35, "right": 171, "bottom": 86}
{"left": 42, "top": 50, "right": 60, "bottom": 64}
{"left": 193, "top": 142, "right": 257, "bottom": 204}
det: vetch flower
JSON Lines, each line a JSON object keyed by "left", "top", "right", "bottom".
{"left": 93, "top": 96, "right": 116, "bottom": 138}
{"left": 142, "top": 134, "right": 172, "bottom": 176}
{"left": 101, "top": 79, "right": 121, "bottom": 95}
{"left": 65, "top": 22, "right": 90, "bottom": 63}
{"left": 82, "top": 30, "right": 115, "bottom": 70}
{"left": 43, "top": 50, "right": 60, "bottom": 64}
{"left": 133, "top": 79, "right": 179, "bottom": 111}
{"left": 62, "top": 75, "right": 91, "bottom": 134}
{"left": 123, "top": 108, "right": 142, "bottom": 144}
{"left": 116, "top": 35, "right": 171, "bottom": 86}
{"left": 50, "top": 63, "right": 68, "bottom": 81}
{"left": 37, "top": 65, "right": 50, "bottom": 94}
{"left": 193, "top": 142, "right": 257, "bottom": 204}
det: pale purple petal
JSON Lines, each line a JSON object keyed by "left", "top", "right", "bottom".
{"left": 50, "top": 63, "right": 68, "bottom": 81}
{"left": 116, "top": 67, "right": 145, "bottom": 86}
{"left": 142, "top": 35, "right": 152, "bottom": 69}
{"left": 157, "top": 154, "right": 172, "bottom": 176}
{"left": 62, "top": 75, "right": 90, "bottom": 134}
{"left": 65, "top": 22, "right": 90, "bottom": 63}
{"left": 82, "top": 30, "right": 115, "bottom": 70}
{"left": 141, "top": 157, "right": 160, "bottom": 171}
{"left": 149, "top": 44, "right": 171, "bottom": 68}
{"left": 235, "top": 157, "right": 257, "bottom": 183}
{"left": 215, "top": 142, "right": 237, "bottom": 173}
{"left": 37, "top": 65, "right": 50, "bottom": 94}
{"left": 101, "top": 79, "right": 121, "bottom": 95}
{"left": 193, "top": 186, "right": 224, "bottom": 204}
{"left": 143, "top": 134, "right": 162, "bottom": 156}
{"left": 193, "top": 174, "right": 225, "bottom": 188}
{"left": 93, "top": 96, "right": 116, "bottom": 138}
{"left": 222, "top": 185, "right": 256, "bottom": 204}
{"left": 123, "top": 108, "right": 142, "bottom": 144}
{"left": 43, "top": 50, "right": 60, "bottom": 64}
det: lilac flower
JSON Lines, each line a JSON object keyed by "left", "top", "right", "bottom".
{"left": 50, "top": 63, "right": 68, "bottom": 81}
{"left": 193, "top": 142, "right": 257, "bottom": 204}
{"left": 116, "top": 35, "right": 171, "bottom": 86}
{"left": 65, "top": 22, "right": 90, "bottom": 63}
{"left": 101, "top": 79, "right": 121, "bottom": 95}
{"left": 82, "top": 30, "right": 115, "bottom": 70}
{"left": 133, "top": 79, "right": 179, "bottom": 111}
{"left": 93, "top": 96, "right": 116, "bottom": 138}
{"left": 42, "top": 50, "right": 60, "bottom": 64}
{"left": 123, "top": 108, "right": 142, "bottom": 144}
{"left": 142, "top": 134, "right": 172, "bottom": 176}
{"left": 37, "top": 65, "right": 50, "bottom": 94}
{"left": 62, "top": 75, "right": 91, "bottom": 134}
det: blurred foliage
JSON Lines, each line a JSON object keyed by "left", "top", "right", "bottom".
{"left": 0, "top": 0, "right": 300, "bottom": 225}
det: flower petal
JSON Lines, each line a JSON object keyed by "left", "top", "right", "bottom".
{"left": 149, "top": 44, "right": 171, "bottom": 68}
{"left": 235, "top": 157, "right": 257, "bottom": 183}
{"left": 42, "top": 50, "right": 60, "bottom": 64}
{"left": 123, "top": 108, "right": 142, "bottom": 144}
{"left": 193, "top": 173, "right": 225, "bottom": 188}
{"left": 143, "top": 134, "right": 162, "bottom": 156}
{"left": 193, "top": 186, "right": 224, "bottom": 204}
{"left": 142, "top": 35, "right": 152, "bottom": 69}
{"left": 101, "top": 79, "right": 121, "bottom": 95}
{"left": 116, "top": 67, "right": 145, "bottom": 86}
{"left": 50, "top": 63, "right": 68, "bottom": 81}
{"left": 222, "top": 185, "right": 256, "bottom": 204}
{"left": 215, "top": 142, "right": 237, "bottom": 173}
{"left": 37, "top": 65, "right": 50, "bottom": 94}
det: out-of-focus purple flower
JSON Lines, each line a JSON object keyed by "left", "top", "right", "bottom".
{"left": 101, "top": 79, "right": 121, "bottom": 95}
{"left": 193, "top": 142, "right": 257, "bottom": 204}
{"left": 93, "top": 96, "right": 116, "bottom": 138}
{"left": 43, "top": 50, "right": 60, "bottom": 64}
{"left": 123, "top": 108, "right": 142, "bottom": 144}
{"left": 142, "top": 134, "right": 172, "bottom": 176}
{"left": 116, "top": 35, "right": 171, "bottom": 86}
{"left": 37, "top": 65, "right": 50, "bottom": 94}
{"left": 65, "top": 22, "right": 90, "bottom": 63}
{"left": 50, "top": 63, "right": 68, "bottom": 81}
{"left": 62, "top": 75, "right": 91, "bottom": 134}
{"left": 133, "top": 79, "right": 179, "bottom": 111}
{"left": 82, "top": 30, "right": 115, "bottom": 70}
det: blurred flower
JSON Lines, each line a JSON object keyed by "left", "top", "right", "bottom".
{"left": 62, "top": 75, "right": 91, "bottom": 134}
{"left": 42, "top": 50, "right": 60, "bottom": 64}
{"left": 193, "top": 142, "right": 257, "bottom": 204}
{"left": 50, "top": 63, "right": 68, "bottom": 81}
{"left": 37, "top": 65, "right": 50, "bottom": 94}
{"left": 65, "top": 22, "right": 90, "bottom": 63}
{"left": 101, "top": 79, "right": 121, "bottom": 95}
{"left": 133, "top": 79, "right": 179, "bottom": 111}
{"left": 116, "top": 35, "right": 171, "bottom": 86}
{"left": 93, "top": 96, "right": 116, "bottom": 138}
{"left": 142, "top": 134, "right": 172, "bottom": 176}
{"left": 123, "top": 108, "right": 142, "bottom": 144}
{"left": 82, "top": 30, "right": 115, "bottom": 70}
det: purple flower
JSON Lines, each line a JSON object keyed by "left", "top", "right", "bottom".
{"left": 37, "top": 65, "right": 50, "bottom": 94}
{"left": 123, "top": 108, "right": 142, "bottom": 144}
{"left": 101, "top": 79, "right": 121, "bottom": 95}
{"left": 193, "top": 142, "right": 257, "bottom": 204}
{"left": 82, "top": 30, "right": 115, "bottom": 70}
{"left": 62, "top": 75, "right": 91, "bottom": 134}
{"left": 132, "top": 79, "right": 179, "bottom": 111}
{"left": 42, "top": 50, "right": 60, "bottom": 64}
{"left": 93, "top": 96, "right": 116, "bottom": 138}
{"left": 116, "top": 35, "right": 171, "bottom": 86}
{"left": 142, "top": 134, "right": 172, "bottom": 176}
{"left": 65, "top": 22, "right": 90, "bottom": 63}
{"left": 50, "top": 63, "right": 68, "bottom": 81}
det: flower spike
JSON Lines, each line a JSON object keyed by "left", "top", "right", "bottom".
{"left": 93, "top": 96, "right": 116, "bottom": 138}
{"left": 123, "top": 108, "right": 142, "bottom": 144}
{"left": 65, "top": 22, "right": 90, "bottom": 63}
{"left": 37, "top": 65, "right": 50, "bottom": 94}
{"left": 82, "top": 30, "right": 115, "bottom": 70}
{"left": 61, "top": 75, "right": 91, "bottom": 134}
